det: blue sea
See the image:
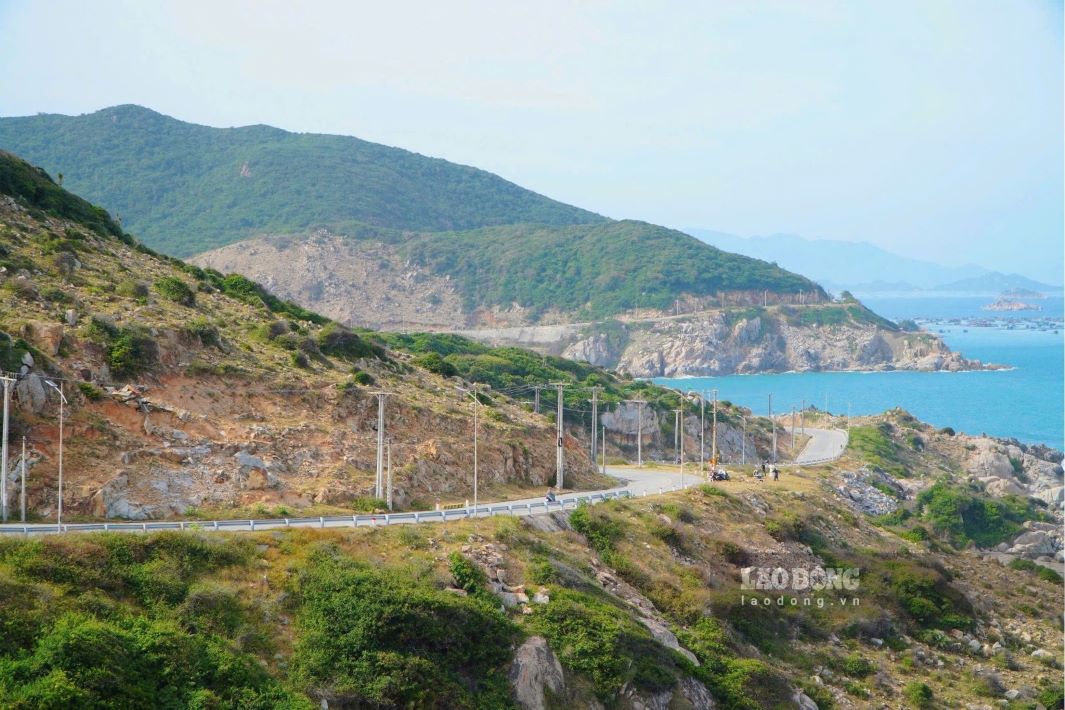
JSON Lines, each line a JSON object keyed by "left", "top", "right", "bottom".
{"left": 655, "top": 295, "right": 1065, "bottom": 450}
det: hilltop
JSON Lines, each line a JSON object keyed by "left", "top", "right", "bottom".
{"left": 1, "top": 106, "right": 827, "bottom": 324}
{"left": 0, "top": 105, "right": 604, "bottom": 255}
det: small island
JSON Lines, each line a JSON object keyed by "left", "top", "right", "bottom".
{"left": 982, "top": 297, "right": 1043, "bottom": 312}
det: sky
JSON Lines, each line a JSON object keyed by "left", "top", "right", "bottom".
{"left": 1, "top": 1, "right": 1062, "bottom": 282}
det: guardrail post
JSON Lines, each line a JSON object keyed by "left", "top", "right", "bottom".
{"left": 285, "top": 518, "right": 290, "bottom": 527}
{"left": 414, "top": 512, "right": 420, "bottom": 523}
{"left": 104, "top": 523, "right": 109, "bottom": 531}
{"left": 142, "top": 523, "right": 147, "bottom": 532}
{"left": 250, "top": 520, "right": 255, "bottom": 531}
{"left": 352, "top": 515, "right": 358, "bottom": 528}
{"left": 213, "top": 521, "right": 219, "bottom": 531}
{"left": 384, "top": 514, "right": 390, "bottom": 525}
{"left": 319, "top": 516, "right": 325, "bottom": 528}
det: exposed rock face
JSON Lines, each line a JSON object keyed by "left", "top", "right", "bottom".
{"left": 962, "top": 436, "right": 1064, "bottom": 510}
{"left": 193, "top": 232, "right": 468, "bottom": 330}
{"left": 833, "top": 468, "right": 902, "bottom": 516}
{"left": 509, "top": 637, "right": 566, "bottom": 710}
{"left": 464, "top": 310, "right": 989, "bottom": 378}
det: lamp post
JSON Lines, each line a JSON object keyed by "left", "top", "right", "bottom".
{"left": 44, "top": 380, "right": 66, "bottom": 526}
{"left": 457, "top": 385, "right": 486, "bottom": 513}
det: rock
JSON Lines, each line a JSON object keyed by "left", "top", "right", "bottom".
{"left": 532, "top": 591, "right": 550, "bottom": 605}
{"left": 443, "top": 587, "right": 468, "bottom": 596}
{"left": 21, "top": 351, "right": 34, "bottom": 367}
{"left": 968, "top": 639, "right": 982, "bottom": 653}
{"left": 26, "top": 322, "right": 64, "bottom": 356}
{"left": 793, "top": 688, "right": 819, "bottom": 710}
{"left": 1004, "top": 689, "right": 1021, "bottom": 701}
{"left": 15, "top": 373, "right": 48, "bottom": 414}
{"left": 64, "top": 309, "right": 78, "bottom": 326}
{"left": 870, "top": 637, "right": 883, "bottom": 647}
{"left": 1031, "top": 649, "right": 1053, "bottom": 659}
{"left": 509, "top": 637, "right": 565, "bottom": 710}
{"left": 678, "top": 677, "right": 715, "bottom": 708}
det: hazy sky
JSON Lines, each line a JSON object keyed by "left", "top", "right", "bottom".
{"left": 1, "top": 1, "right": 1062, "bottom": 281}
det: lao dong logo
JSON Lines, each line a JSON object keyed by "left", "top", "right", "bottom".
{"left": 740, "top": 566, "right": 861, "bottom": 608}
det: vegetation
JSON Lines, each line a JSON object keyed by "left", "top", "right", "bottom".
{"left": 847, "top": 423, "right": 910, "bottom": 477}
{"left": 1008, "top": 558, "right": 1064, "bottom": 584}
{"left": 0, "top": 106, "right": 602, "bottom": 256}
{"left": 402, "top": 220, "right": 824, "bottom": 320}
{"left": 291, "top": 548, "right": 517, "bottom": 708}
{"left": 915, "top": 481, "right": 1046, "bottom": 548}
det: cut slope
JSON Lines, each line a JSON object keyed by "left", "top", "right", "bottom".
{"left": 0, "top": 105, "right": 604, "bottom": 255}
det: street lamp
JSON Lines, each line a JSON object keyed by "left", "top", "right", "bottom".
{"left": 457, "top": 384, "right": 488, "bottom": 514}
{"left": 44, "top": 380, "right": 66, "bottom": 526}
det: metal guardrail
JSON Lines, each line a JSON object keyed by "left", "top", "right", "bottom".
{"left": 0, "top": 488, "right": 635, "bottom": 536}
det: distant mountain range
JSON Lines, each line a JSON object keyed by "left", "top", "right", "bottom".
{"left": 687, "top": 230, "right": 1062, "bottom": 293}
{"left": 0, "top": 105, "right": 825, "bottom": 324}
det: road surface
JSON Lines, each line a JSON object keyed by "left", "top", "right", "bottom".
{"left": 793, "top": 427, "right": 849, "bottom": 465}
{"left": 0, "top": 465, "right": 697, "bottom": 536}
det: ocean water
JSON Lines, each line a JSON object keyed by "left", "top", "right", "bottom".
{"left": 655, "top": 295, "right": 1065, "bottom": 450}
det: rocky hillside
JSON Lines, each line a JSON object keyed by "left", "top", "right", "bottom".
{"left": 0, "top": 409, "right": 1060, "bottom": 709}
{"left": 459, "top": 302, "right": 992, "bottom": 377}
{"left": 0, "top": 153, "right": 621, "bottom": 521}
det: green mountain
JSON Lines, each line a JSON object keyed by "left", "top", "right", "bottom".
{"left": 0, "top": 105, "right": 604, "bottom": 256}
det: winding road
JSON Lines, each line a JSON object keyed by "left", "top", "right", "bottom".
{"left": 0, "top": 429, "right": 848, "bottom": 536}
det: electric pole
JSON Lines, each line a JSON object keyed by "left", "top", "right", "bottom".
{"left": 711, "top": 389, "right": 718, "bottom": 471}
{"left": 20, "top": 436, "right": 26, "bottom": 523}
{"left": 601, "top": 424, "right": 606, "bottom": 475}
{"left": 533, "top": 385, "right": 541, "bottom": 415}
{"left": 769, "top": 393, "right": 776, "bottom": 463}
{"left": 0, "top": 375, "right": 11, "bottom": 523}
{"left": 457, "top": 385, "right": 483, "bottom": 510}
{"left": 801, "top": 398, "right": 805, "bottom": 435}
{"left": 44, "top": 380, "right": 66, "bottom": 526}
{"left": 623, "top": 399, "right": 646, "bottom": 467}
{"left": 385, "top": 437, "right": 393, "bottom": 511}
{"left": 698, "top": 393, "right": 705, "bottom": 478}
{"left": 741, "top": 416, "right": 747, "bottom": 465}
{"left": 371, "top": 392, "right": 390, "bottom": 500}
{"left": 553, "top": 383, "right": 565, "bottom": 488}
{"left": 590, "top": 386, "right": 601, "bottom": 463}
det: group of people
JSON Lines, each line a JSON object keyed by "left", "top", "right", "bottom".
{"left": 756, "top": 460, "right": 780, "bottom": 481}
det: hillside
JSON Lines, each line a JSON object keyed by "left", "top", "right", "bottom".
{"left": 0, "top": 409, "right": 1060, "bottom": 708}
{"left": 194, "top": 225, "right": 826, "bottom": 327}
{"left": 0, "top": 105, "right": 604, "bottom": 256}
{"left": 0, "top": 152, "right": 776, "bottom": 521}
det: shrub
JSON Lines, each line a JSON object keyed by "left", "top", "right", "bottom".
{"left": 448, "top": 552, "right": 487, "bottom": 594}
{"left": 350, "top": 370, "right": 374, "bottom": 386}
{"left": 317, "top": 323, "right": 383, "bottom": 360}
{"left": 903, "top": 681, "right": 933, "bottom": 708}
{"left": 1009, "top": 558, "right": 1064, "bottom": 584}
{"left": 916, "top": 482, "right": 1043, "bottom": 548}
{"left": 77, "top": 382, "right": 103, "bottom": 402}
{"left": 108, "top": 330, "right": 158, "bottom": 378}
{"left": 116, "top": 280, "right": 150, "bottom": 300}
{"left": 569, "top": 504, "right": 623, "bottom": 556}
{"left": 350, "top": 497, "right": 387, "bottom": 513}
{"left": 184, "top": 318, "right": 221, "bottom": 348}
{"left": 290, "top": 351, "right": 310, "bottom": 369}
{"left": 290, "top": 552, "right": 516, "bottom": 708}
{"left": 154, "top": 277, "right": 195, "bottom": 306}
{"left": 413, "top": 351, "right": 459, "bottom": 378}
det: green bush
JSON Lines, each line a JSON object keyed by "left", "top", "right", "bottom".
{"left": 903, "top": 680, "right": 933, "bottom": 708}
{"left": 116, "top": 279, "right": 150, "bottom": 300}
{"left": 77, "top": 382, "right": 103, "bottom": 402}
{"left": 349, "top": 497, "right": 387, "bottom": 513}
{"left": 350, "top": 370, "right": 374, "bottom": 386}
{"left": 154, "top": 276, "right": 196, "bottom": 306}
{"left": 448, "top": 552, "right": 487, "bottom": 594}
{"left": 317, "top": 323, "right": 384, "bottom": 360}
{"left": 569, "top": 504, "right": 623, "bottom": 556}
{"left": 529, "top": 587, "right": 680, "bottom": 701}
{"left": 916, "top": 481, "right": 1044, "bottom": 548}
{"left": 1009, "top": 558, "right": 1064, "bottom": 584}
{"left": 290, "top": 551, "right": 517, "bottom": 708}
{"left": 413, "top": 351, "right": 460, "bottom": 378}
{"left": 108, "top": 329, "right": 158, "bottom": 378}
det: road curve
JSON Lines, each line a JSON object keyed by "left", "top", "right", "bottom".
{"left": 794, "top": 427, "right": 849, "bottom": 465}
{"left": 0, "top": 465, "right": 699, "bottom": 537}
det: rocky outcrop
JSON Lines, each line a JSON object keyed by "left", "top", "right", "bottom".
{"left": 962, "top": 436, "right": 1064, "bottom": 510}
{"left": 832, "top": 468, "right": 902, "bottom": 516}
{"left": 509, "top": 637, "right": 566, "bottom": 710}
{"left": 461, "top": 309, "right": 990, "bottom": 378}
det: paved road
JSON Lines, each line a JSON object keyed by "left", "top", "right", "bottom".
{"left": 794, "top": 427, "right": 849, "bottom": 465}
{"left": 0, "top": 465, "right": 698, "bottom": 537}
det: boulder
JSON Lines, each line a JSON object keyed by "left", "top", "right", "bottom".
{"left": 508, "top": 637, "right": 565, "bottom": 710}
{"left": 15, "top": 373, "right": 48, "bottom": 414}
{"left": 25, "top": 322, "right": 64, "bottom": 356}
{"left": 793, "top": 689, "right": 819, "bottom": 710}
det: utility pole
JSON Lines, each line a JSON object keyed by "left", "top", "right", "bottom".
{"left": 672, "top": 409, "right": 685, "bottom": 486}
{"left": 533, "top": 385, "right": 541, "bottom": 415}
{"left": 847, "top": 402, "right": 852, "bottom": 430}
{"left": 553, "top": 383, "right": 565, "bottom": 488}
{"left": 741, "top": 416, "right": 747, "bottom": 465}
{"left": 801, "top": 398, "right": 805, "bottom": 435}
{"left": 763, "top": 290, "right": 768, "bottom": 307}
{"left": 698, "top": 393, "right": 705, "bottom": 478}
{"left": 589, "top": 386, "right": 601, "bottom": 463}
{"left": 623, "top": 399, "right": 646, "bottom": 467}
{"left": 385, "top": 438, "right": 393, "bottom": 511}
{"left": 20, "top": 436, "right": 26, "bottom": 522}
{"left": 601, "top": 424, "right": 606, "bottom": 475}
{"left": 0, "top": 375, "right": 12, "bottom": 522}
{"left": 711, "top": 389, "right": 718, "bottom": 471}
{"left": 44, "top": 380, "right": 66, "bottom": 526}
{"left": 769, "top": 393, "right": 776, "bottom": 463}
{"left": 824, "top": 393, "right": 829, "bottom": 414}
{"left": 457, "top": 385, "right": 483, "bottom": 510}
{"left": 371, "top": 392, "right": 389, "bottom": 500}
